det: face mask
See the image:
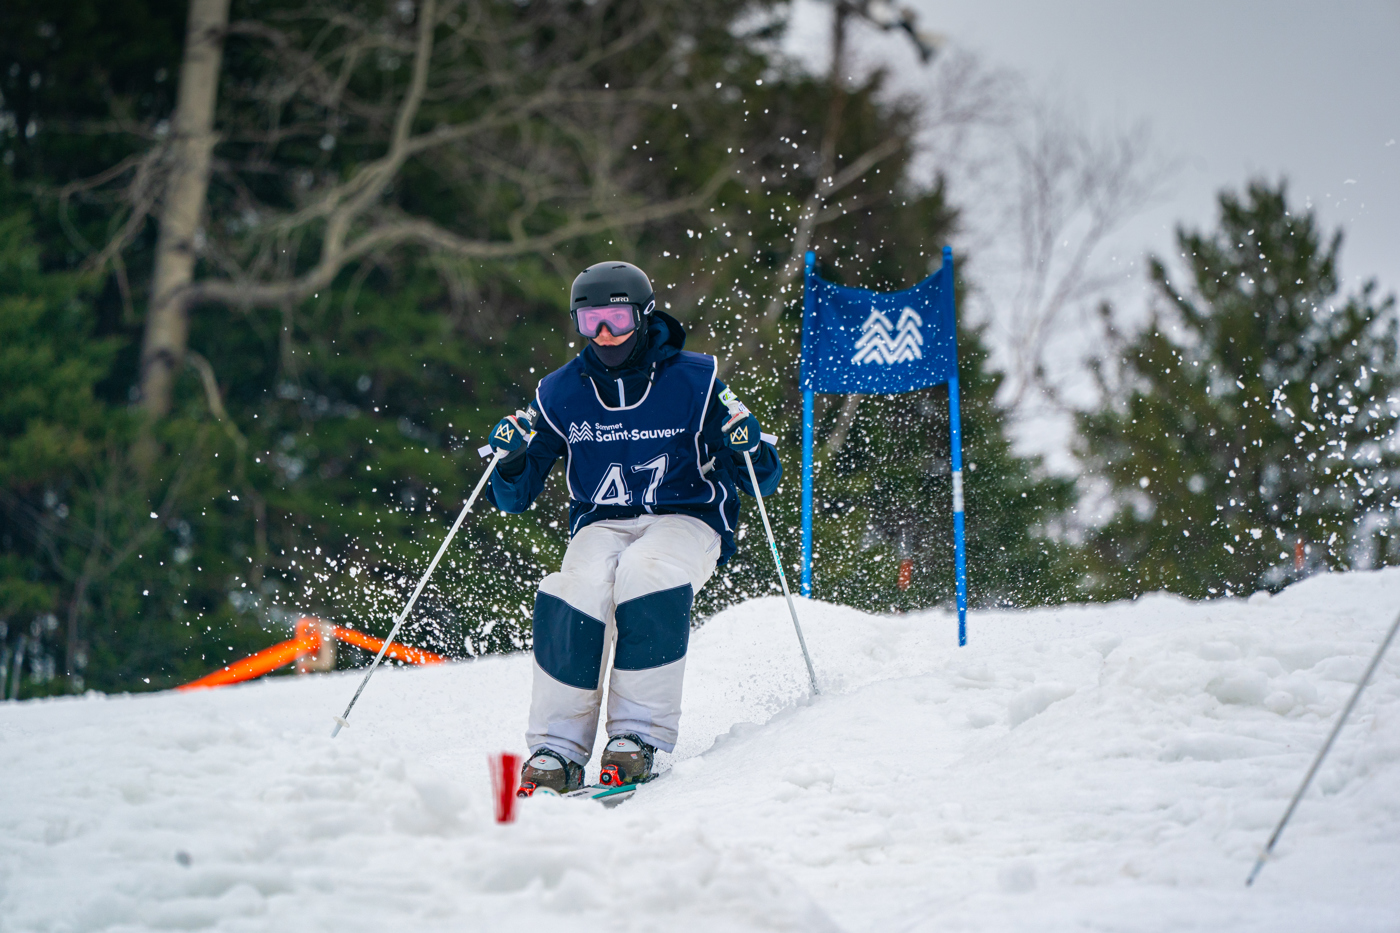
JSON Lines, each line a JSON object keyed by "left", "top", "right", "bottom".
{"left": 591, "top": 330, "right": 639, "bottom": 368}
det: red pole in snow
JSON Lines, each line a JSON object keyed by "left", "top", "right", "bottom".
{"left": 490, "top": 752, "right": 522, "bottom": 823}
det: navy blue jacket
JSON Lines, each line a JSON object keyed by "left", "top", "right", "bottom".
{"left": 487, "top": 310, "right": 780, "bottom": 565}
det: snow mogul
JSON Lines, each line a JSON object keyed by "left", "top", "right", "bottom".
{"left": 485, "top": 261, "right": 781, "bottom": 796}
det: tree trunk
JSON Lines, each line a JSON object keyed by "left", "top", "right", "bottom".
{"left": 140, "top": 0, "right": 229, "bottom": 417}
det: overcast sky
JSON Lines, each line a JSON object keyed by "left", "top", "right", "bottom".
{"left": 785, "top": 0, "right": 1400, "bottom": 470}
{"left": 916, "top": 0, "right": 1400, "bottom": 292}
{"left": 790, "top": 0, "right": 1400, "bottom": 289}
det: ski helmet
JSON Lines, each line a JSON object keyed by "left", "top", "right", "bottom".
{"left": 569, "top": 261, "right": 655, "bottom": 339}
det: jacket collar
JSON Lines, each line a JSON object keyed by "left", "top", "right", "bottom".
{"left": 578, "top": 309, "right": 687, "bottom": 408}
{"left": 580, "top": 309, "right": 685, "bottom": 379}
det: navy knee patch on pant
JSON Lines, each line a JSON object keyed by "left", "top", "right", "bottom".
{"left": 533, "top": 593, "right": 607, "bottom": 689}
{"left": 614, "top": 584, "right": 693, "bottom": 671}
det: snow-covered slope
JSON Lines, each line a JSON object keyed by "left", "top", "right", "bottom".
{"left": 4, "top": 570, "right": 1399, "bottom": 932}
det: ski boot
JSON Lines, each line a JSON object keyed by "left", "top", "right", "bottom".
{"left": 597, "top": 733, "right": 656, "bottom": 787}
{"left": 517, "top": 747, "right": 585, "bottom": 797}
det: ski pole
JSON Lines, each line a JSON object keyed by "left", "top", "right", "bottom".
{"left": 1246, "top": 606, "right": 1400, "bottom": 886}
{"left": 742, "top": 450, "right": 819, "bottom": 696}
{"left": 331, "top": 450, "right": 505, "bottom": 737}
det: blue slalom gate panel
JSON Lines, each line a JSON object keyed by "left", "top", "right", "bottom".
{"left": 799, "top": 246, "right": 968, "bottom": 644}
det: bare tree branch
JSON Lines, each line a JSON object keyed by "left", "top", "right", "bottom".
{"left": 61, "top": 0, "right": 750, "bottom": 423}
{"left": 759, "top": 136, "right": 903, "bottom": 331}
{"left": 963, "top": 100, "right": 1170, "bottom": 416}
{"left": 184, "top": 161, "right": 732, "bottom": 309}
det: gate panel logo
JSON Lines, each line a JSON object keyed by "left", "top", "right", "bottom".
{"left": 851, "top": 307, "right": 924, "bottom": 365}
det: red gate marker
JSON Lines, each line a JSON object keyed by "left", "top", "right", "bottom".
{"left": 490, "top": 752, "right": 522, "bottom": 823}
{"left": 897, "top": 558, "right": 913, "bottom": 591}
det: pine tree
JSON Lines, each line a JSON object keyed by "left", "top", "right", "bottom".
{"left": 1079, "top": 180, "right": 1400, "bottom": 598}
{"left": 0, "top": 179, "right": 278, "bottom": 697}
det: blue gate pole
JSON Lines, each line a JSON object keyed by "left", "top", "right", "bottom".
{"left": 948, "top": 375, "right": 968, "bottom": 646}
{"left": 802, "top": 390, "right": 814, "bottom": 597}
{"left": 944, "top": 245, "right": 968, "bottom": 646}
{"left": 800, "top": 250, "right": 817, "bottom": 598}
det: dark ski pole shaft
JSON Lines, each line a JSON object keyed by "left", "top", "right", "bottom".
{"left": 743, "top": 449, "right": 819, "bottom": 696}
{"left": 1246, "top": 607, "right": 1400, "bottom": 886}
{"left": 331, "top": 451, "right": 504, "bottom": 737}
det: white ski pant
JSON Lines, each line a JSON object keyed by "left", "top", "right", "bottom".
{"left": 527, "top": 514, "right": 721, "bottom": 765}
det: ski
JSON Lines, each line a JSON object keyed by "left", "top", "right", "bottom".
{"left": 523, "top": 782, "right": 636, "bottom": 807}
{"left": 562, "top": 783, "right": 639, "bottom": 806}
{"left": 526, "top": 769, "right": 667, "bottom": 807}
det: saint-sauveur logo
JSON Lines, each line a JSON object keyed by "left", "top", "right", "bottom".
{"left": 567, "top": 421, "right": 686, "bottom": 444}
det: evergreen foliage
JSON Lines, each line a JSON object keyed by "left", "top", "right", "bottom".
{"left": 0, "top": 192, "right": 275, "bottom": 697}
{"left": 1079, "top": 180, "right": 1400, "bottom": 598}
{"left": 0, "top": 0, "right": 1081, "bottom": 696}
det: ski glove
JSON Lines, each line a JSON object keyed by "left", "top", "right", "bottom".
{"left": 719, "top": 386, "right": 762, "bottom": 454}
{"left": 489, "top": 408, "right": 535, "bottom": 466}
{"left": 722, "top": 411, "right": 762, "bottom": 454}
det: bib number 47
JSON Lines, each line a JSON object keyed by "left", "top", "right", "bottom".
{"left": 590, "top": 455, "right": 668, "bottom": 507}
{"left": 591, "top": 463, "right": 631, "bottom": 506}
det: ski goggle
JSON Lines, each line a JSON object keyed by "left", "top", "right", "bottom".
{"left": 573, "top": 303, "right": 641, "bottom": 339}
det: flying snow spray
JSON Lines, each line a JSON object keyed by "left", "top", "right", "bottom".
{"left": 329, "top": 410, "right": 535, "bottom": 736}
{"left": 722, "top": 393, "right": 819, "bottom": 696}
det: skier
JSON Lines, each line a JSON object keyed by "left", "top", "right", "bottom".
{"left": 486, "top": 260, "right": 781, "bottom": 795}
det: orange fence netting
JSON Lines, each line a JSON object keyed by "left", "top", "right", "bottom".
{"left": 178, "top": 616, "right": 445, "bottom": 691}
